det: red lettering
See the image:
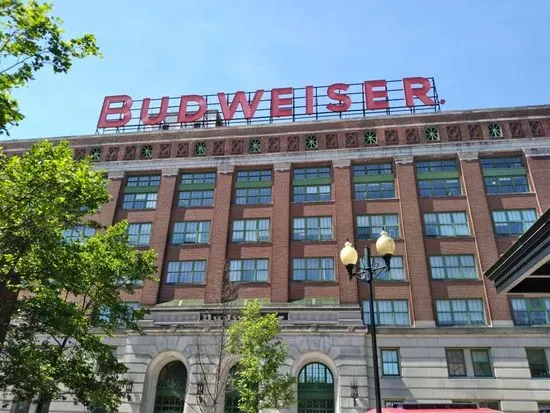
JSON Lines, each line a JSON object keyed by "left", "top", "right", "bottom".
{"left": 270, "top": 87, "right": 293, "bottom": 117}
{"left": 217, "top": 90, "right": 264, "bottom": 120}
{"left": 140, "top": 96, "right": 169, "bottom": 125}
{"left": 403, "top": 77, "right": 435, "bottom": 107}
{"left": 305, "top": 85, "right": 314, "bottom": 115}
{"left": 97, "top": 95, "right": 133, "bottom": 128}
{"left": 326, "top": 83, "right": 351, "bottom": 112}
{"left": 177, "top": 95, "right": 207, "bottom": 123}
{"left": 364, "top": 80, "right": 389, "bottom": 110}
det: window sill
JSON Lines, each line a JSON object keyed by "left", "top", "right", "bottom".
{"left": 486, "top": 192, "right": 535, "bottom": 197}
{"left": 430, "top": 278, "right": 482, "bottom": 282}
{"left": 354, "top": 197, "right": 399, "bottom": 202}
{"left": 164, "top": 283, "right": 206, "bottom": 287}
{"left": 425, "top": 236, "right": 474, "bottom": 240}
{"left": 232, "top": 203, "right": 273, "bottom": 207}
{"left": 175, "top": 205, "right": 214, "bottom": 210}
{"left": 291, "top": 280, "right": 338, "bottom": 284}
{"left": 418, "top": 195, "right": 466, "bottom": 200}
{"left": 291, "top": 200, "right": 335, "bottom": 205}
{"left": 170, "top": 243, "right": 210, "bottom": 248}
{"left": 230, "top": 241, "right": 272, "bottom": 245}
{"left": 122, "top": 207, "right": 157, "bottom": 212}
{"left": 381, "top": 375, "right": 402, "bottom": 379}
{"left": 291, "top": 239, "right": 337, "bottom": 244}
{"left": 229, "top": 281, "right": 271, "bottom": 286}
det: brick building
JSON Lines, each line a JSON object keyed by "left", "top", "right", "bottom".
{"left": 2, "top": 104, "right": 550, "bottom": 413}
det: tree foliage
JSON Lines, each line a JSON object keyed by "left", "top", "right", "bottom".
{"left": 0, "top": 140, "right": 157, "bottom": 412}
{"left": 227, "top": 300, "right": 295, "bottom": 413}
{"left": 0, "top": 0, "right": 101, "bottom": 134}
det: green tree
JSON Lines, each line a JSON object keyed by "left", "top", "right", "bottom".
{"left": 0, "top": 140, "right": 157, "bottom": 412}
{"left": 0, "top": 0, "right": 101, "bottom": 134}
{"left": 227, "top": 300, "right": 295, "bottom": 413}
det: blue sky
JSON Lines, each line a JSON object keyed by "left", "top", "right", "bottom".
{"left": 7, "top": 0, "right": 550, "bottom": 140}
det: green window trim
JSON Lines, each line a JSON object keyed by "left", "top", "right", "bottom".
{"left": 416, "top": 171, "right": 460, "bottom": 180}
{"left": 290, "top": 297, "right": 340, "bottom": 306}
{"left": 178, "top": 183, "right": 215, "bottom": 191}
{"left": 381, "top": 349, "right": 401, "bottom": 377}
{"left": 235, "top": 180, "right": 273, "bottom": 189}
{"left": 292, "top": 177, "right": 332, "bottom": 186}
{"left": 124, "top": 186, "right": 159, "bottom": 194}
{"left": 482, "top": 167, "right": 527, "bottom": 177}
{"left": 352, "top": 174, "right": 394, "bottom": 183}
{"left": 471, "top": 349, "right": 493, "bottom": 377}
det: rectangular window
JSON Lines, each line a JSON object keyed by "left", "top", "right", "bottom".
{"left": 293, "top": 167, "right": 331, "bottom": 180}
{"left": 511, "top": 298, "right": 550, "bottom": 326}
{"left": 436, "top": 299, "right": 485, "bottom": 326}
{"left": 354, "top": 182, "right": 395, "bottom": 200}
{"left": 231, "top": 219, "right": 270, "bottom": 243}
{"left": 292, "top": 217, "right": 333, "bottom": 241}
{"left": 526, "top": 349, "right": 549, "bottom": 378}
{"left": 236, "top": 170, "right": 272, "bottom": 182}
{"left": 429, "top": 255, "right": 478, "bottom": 280}
{"left": 371, "top": 256, "right": 405, "bottom": 281}
{"left": 381, "top": 349, "right": 400, "bottom": 376}
{"left": 126, "top": 175, "right": 161, "bottom": 187}
{"left": 484, "top": 176, "right": 529, "bottom": 194}
{"left": 471, "top": 349, "right": 492, "bottom": 377}
{"left": 353, "top": 163, "right": 393, "bottom": 176}
{"left": 172, "top": 221, "right": 210, "bottom": 245}
{"left": 446, "top": 349, "right": 467, "bottom": 377}
{"left": 293, "top": 167, "right": 331, "bottom": 203}
{"left": 180, "top": 172, "right": 216, "bottom": 184}
{"left": 235, "top": 187, "right": 272, "bottom": 205}
{"left": 416, "top": 160, "right": 457, "bottom": 173}
{"left": 62, "top": 225, "right": 96, "bottom": 243}
{"left": 229, "top": 259, "right": 269, "bottom": 282}
{"left": 363, "top": 300, "right": 410, "bottom": 326}
{"left": 424, "top": 212, "right": 470, "bottom": 237}
{"left": 127, "top": 223, "right": 152, "bottom": 246}
{"left": 166, "top": 260, "right": 206, "bottom": 284}
{"left": 292, "top": 184, "right": 331, "bottom": 203}
{"left": 292, "top": 258, "right": 335, "bottom": 281}
{"left": 492, "top": 209, "right": 537, "bottom": 236}
{"left": 356, "top": 214, "right": 399, "bottom": 239}
{"left": 122, "top": 192, "right": 158, "bottom": 209}
{"left": 177, "top": 190, "right": 214, "bottom": 207}
{"left": 418, "top": 179, "right": 461, "bottom": 197}
{"left": 480, "top": 156, "right": 524, "bottom": 169}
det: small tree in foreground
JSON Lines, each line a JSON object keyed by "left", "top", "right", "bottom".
{"left": 227, "top": 300, "right": 295, "bottom": 413}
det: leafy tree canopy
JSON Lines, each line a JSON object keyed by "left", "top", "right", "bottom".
{"left": 227, "top": 300, "right": 295, "bottom": 413}
{"left": 0, "top": 0, "right": 101, "bottom": 134}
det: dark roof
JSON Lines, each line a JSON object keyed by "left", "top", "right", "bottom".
{"left": 485, "top": 208, "right": 550, "bottom": 294}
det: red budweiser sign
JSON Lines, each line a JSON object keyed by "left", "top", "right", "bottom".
{"left": 97, "top": 77, "right": 441, "bottom": 132}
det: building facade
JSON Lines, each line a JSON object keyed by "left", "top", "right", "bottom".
{"left": 2, "top": 105, "right": 550, "bottom": 413}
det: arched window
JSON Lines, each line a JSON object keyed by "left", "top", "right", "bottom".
{"left": 298, "top": 362, "right": 334, "bottom": 413}
{"left": 154, "top": 361, "right": 187, "bottom": 413}
{"left": 224, "top": 366, "right": 241, "bottom": 413}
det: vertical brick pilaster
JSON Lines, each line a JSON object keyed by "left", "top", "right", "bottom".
{"left": 395, "top": 156, "right": 435, "bottom": 325}
{"left": 140, "top": 168, "right": 178, "bottom": 306}
{"left": 333, "top": 159, "right": 358, "bottom": 304}
{"left": 525, "top": 151, "right": 550, "bottom": 213}
{"left": 460, "top": 152, "right": 512, "bottom": 324}
{"left": 205, "top": 166, "right": 234, "bottom": 303}
{"left": 271, "top": 162, "right": 291, "bottom": 303}
{"left": 99, "top": 170, "right": 125, "bottom": 226}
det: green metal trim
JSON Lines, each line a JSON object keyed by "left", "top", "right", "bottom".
{"left": 235, "top": 180, "right": 273, "bottom": 189}
{"left": 298, "top": 383, "right": 334, "bottom": 401}
{"left": 178, "top": 183, "right": 215, "bottom": 190}
{"left": 417, "top": 171, "right": 459, "bottom": 180}
{"left": 292, "top": 177, "right": 331, "bottom": 186}
{"left": 353, "top": 175, "right": 394, "bottom": 183}
{"left": 124, "top": 186, "right": 159, "bottom": 194}
{"left": 483, "top": 167, "right": 526, "bottom": 177}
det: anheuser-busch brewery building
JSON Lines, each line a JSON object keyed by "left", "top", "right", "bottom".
{"left": 3, "top": 77, "right": 550, "bottom": 413}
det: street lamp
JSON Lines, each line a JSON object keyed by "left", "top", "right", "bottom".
{"left": 339, "top": 230, "right": 395, "bottom": 413}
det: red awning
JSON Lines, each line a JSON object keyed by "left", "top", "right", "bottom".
{"left": 367, "top": 409, "right": 499, "bottom": 413}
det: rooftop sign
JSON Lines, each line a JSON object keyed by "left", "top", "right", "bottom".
{"left": 96, "top": 77, "right": 441, "bottom": 133}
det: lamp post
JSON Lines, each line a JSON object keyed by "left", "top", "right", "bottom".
{"left": 339, "top": 230, "right": 395, "bottom": 413}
